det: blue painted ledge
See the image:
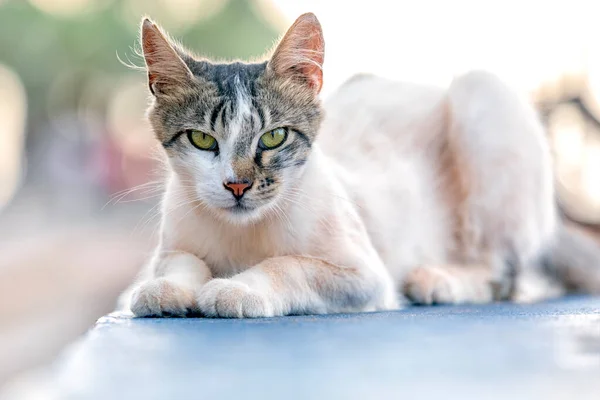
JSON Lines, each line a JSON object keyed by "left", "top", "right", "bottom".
{"left": 50, "top": 297, "right": 600, "bottom": 400}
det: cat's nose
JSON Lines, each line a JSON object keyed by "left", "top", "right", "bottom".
{"left": 223, "top": 180, "right": 253, "bottom": 199}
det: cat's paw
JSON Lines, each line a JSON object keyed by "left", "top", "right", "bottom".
{"left": 130, "top": 278, "right": 198, "bottom": 317}
{"left": 402, "top": 266, "right": 462, "bottom": 305}
{"left": 196, "top": 279, "right": 275, "bottom": 318}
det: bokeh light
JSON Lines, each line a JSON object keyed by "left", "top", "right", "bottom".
{"left": 28, "top": 0, "right": 110, "bottom": 17}
{"left": 121, "top": 0, "right": 228, "bottom": 34}
{"left": 0, "top": 64, "right": 27, "bottom": 210}
{"left": 159, "top": 0, "right": 226, "bottom": 27}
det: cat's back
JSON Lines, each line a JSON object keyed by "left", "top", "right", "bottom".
{"left": 318, "top": 74, "right": 446, "bottom": 165}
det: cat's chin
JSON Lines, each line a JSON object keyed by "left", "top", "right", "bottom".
{"left": 215, "top": 204, "right": 267, "bottom": 225}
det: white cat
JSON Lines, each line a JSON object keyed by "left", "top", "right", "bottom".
{"left": 130, "top": 13, "right": 600, "bottom": 318}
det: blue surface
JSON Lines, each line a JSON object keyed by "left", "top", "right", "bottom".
{"left": 52, "top": 297, "right": 600, "bottom": 400}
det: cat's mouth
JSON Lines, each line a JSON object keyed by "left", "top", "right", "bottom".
{"left": 217, "top": 201, "right": 268, "bottom": 223}
{"left": 224, "top": 203, "right": 255, "bottom": 214}
{"left": 216, "top": 196, "right": 276, "bottom": 222}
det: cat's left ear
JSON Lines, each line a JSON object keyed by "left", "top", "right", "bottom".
{"left": 268, "top": 13, "right": 325, "bottom": 94}
{"left": 140, "top": 18, "right": 195, "bottom": 96}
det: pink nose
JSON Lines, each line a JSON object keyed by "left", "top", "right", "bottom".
{"left": 223, "top": 180, "right": 253, "bottom": 199}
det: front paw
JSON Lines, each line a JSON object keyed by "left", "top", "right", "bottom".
{"left": 197, "top": 279, "right": 275, "bottom": 318}
{"left": 130, "top": 278, "right": 198, "bottom": 317}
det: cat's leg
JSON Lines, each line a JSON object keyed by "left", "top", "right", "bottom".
{"left": 439, "top": 70, "right": 558, "bottom": 301}
{"left": 402, "top": 264, "right": 495, "bottom": 305}
{"left": 197, "top": 255, "right": 397, "bottom": 318}
{"left": 130, "top": 251, "right": 212, "bottom": 317}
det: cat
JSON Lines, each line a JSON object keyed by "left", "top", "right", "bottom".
{"left": 130, "top": 13, "right": 600, "bottom": 318}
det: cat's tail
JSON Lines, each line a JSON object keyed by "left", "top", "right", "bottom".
{"left": 542, "top": 223, "right": 600, "bottom": 294}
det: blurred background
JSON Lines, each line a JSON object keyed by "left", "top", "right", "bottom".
{"left": 1, "top": 0, "right": 600, "bottom": 396}
{"left": 2, "top": 0, "right": 600, "bottom": 235}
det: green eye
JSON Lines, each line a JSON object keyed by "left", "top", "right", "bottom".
{"left": 259, "top": 128, "right": 287, "bottom": 150}
{"left": 188, "top": 130, "right": 217, "bottom": 151}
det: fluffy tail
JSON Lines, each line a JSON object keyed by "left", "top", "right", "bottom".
{"left": 542, "top": 223, "right": 600, "bottom": 294}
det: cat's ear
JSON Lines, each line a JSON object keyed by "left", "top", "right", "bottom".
{"left": 140, "top": 18, "right": 194, "bottom": 96}
{"left": 268, "top": 13, "right": 324, "bottom": 94}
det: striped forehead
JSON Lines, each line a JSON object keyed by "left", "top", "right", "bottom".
{"left": 194, "top": 63, "right": 268, "bottom": 155}
{"left": 229, "top": 75, "right": 252, "bottom": 133}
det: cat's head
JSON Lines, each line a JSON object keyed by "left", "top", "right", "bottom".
{"left": 141, "top": 13, "right": 324, "bottom": 224}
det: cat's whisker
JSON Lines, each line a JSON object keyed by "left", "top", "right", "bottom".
{"left": 272, "top": 202, "right": 294, "bottom": 234}
{"left": 116, "top": 192, "right": 164, "bottom": 204}
{"left": 172, "top": 199, "right": 207, "bottom": 228}
{"left": 115, "top": 181, "right": 201, "bottom": 237}
{"left": 287, "top": 185, "right": 363, "bottom": 211}
{"left": 131, "top": 201, "right": 164, "bottom": 237}
{"left": 104, "top": 180, "right": 164, "bottom": 207}
{"left": 130, "top": 185, "right": 200, "bottom": 236}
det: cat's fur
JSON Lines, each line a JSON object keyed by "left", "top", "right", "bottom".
{"left": 130, "top": 13, "right": 600, "bottom": 318}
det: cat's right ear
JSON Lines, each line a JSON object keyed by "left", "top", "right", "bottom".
{"left": 140, "top": 18, "right": 194, "bottom": 96}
